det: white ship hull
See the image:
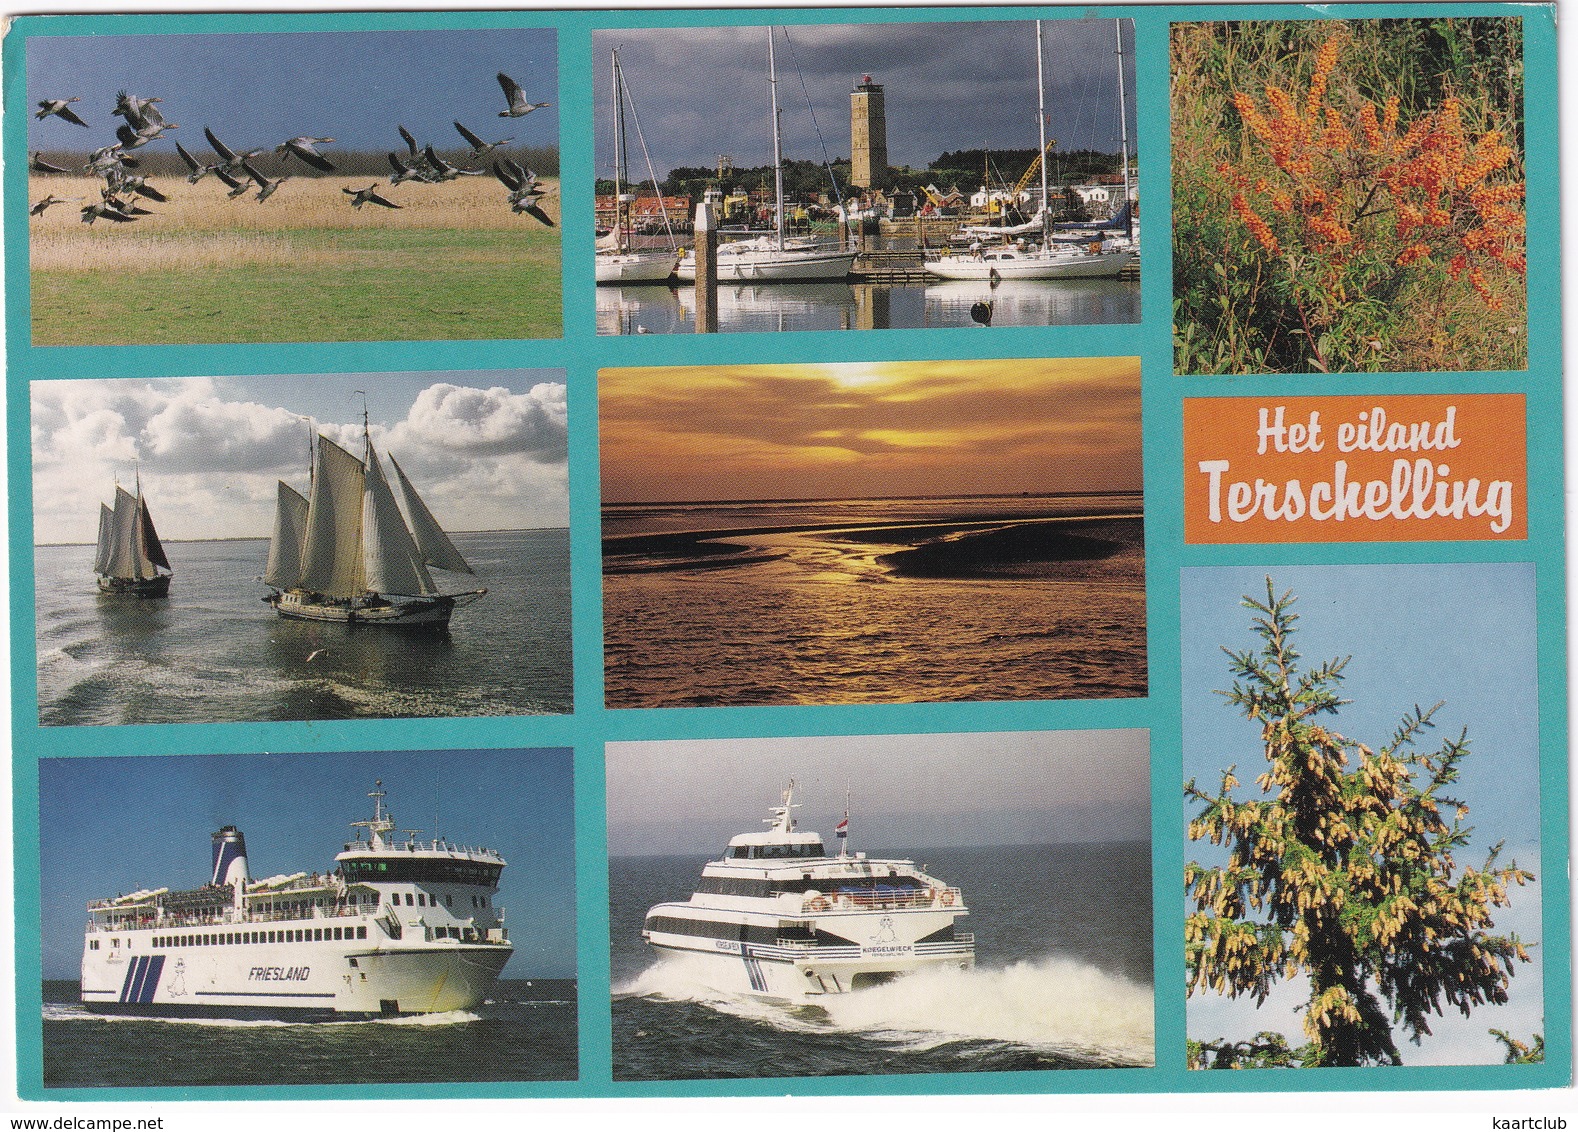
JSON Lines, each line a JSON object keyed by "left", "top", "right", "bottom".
{"left": 675, "top": 246, "right": 856, "bottom": 283}
{"left": 596, "top": 250, "right": 679, "bottom": 284}
{"left": 644, "top": 893, "right": 973, "bottom": 999}
{"left": 82, "top": 929, "right": 512, "bottom": 1019}
{"left": 924, "top": 247, "right": 1136, "bottom": 281}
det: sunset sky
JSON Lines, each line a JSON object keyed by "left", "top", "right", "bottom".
{"left": 598, "top": 357, "right": 1142, "bottom": 504}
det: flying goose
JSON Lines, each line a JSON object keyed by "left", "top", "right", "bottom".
{"left": 493, "top": 158, "right": 554, "bottom": 224}
{"left": 423, "top": 144, "right": 484, "bottom": 181}
{"left": 29, "top": 152, "right": 71, "bottom": 174}
{"left": 454, "top": 120, "right": 512, "bottom": 157}
{"left": 496, "top": 72, "right": 551, "bottom": 118}
{"left": 204, "top": 127, "right": 265, "bottom": 175}
{"left": 35, "top": 98, "right": 89, "bottom": 127}
{"left": 80, "top": 200, "right": 138, "bottom": 224}
{"left": 175, "top": 140, "right": 216, "bottom": 183}
{"left": 387, "top": 150, "right": 436, "bottom": 185}
{"left": 30, "top": 195, "right": 80, "bottom": 216}
{"left": 214, "top": 166, "right": 254, "bottom": 200}
{"left": 275, "top": 136, "right": 336, "bottom": 172}
{"left": 85, "top": 145, "right": 138, "bottom": 175}
{"left": 343, "top": 183, "right": 402, "bottom": 209}
{"left": 240, "top": 160, "right": 288, "bottom": 202}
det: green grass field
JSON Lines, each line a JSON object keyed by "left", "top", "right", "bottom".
{"left": 29, "top": 176, "right": 562, "bottom": 345}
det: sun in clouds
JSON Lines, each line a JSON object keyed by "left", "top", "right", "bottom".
{"left": 599, "top": 357, "right": 1141, "bottom": 504}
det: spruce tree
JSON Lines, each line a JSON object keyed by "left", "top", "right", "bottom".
{"left": 1185, "top": 579, "right": 1534, "bottom": 1067}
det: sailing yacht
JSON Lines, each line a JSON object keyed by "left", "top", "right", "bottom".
{"left": 94, "top": 478, "right": 172, "bottom": 597}
{"left": 924, "top": 21, "right": 1136, "bottom": 282}
{"left": 596, "top": 47, "right": 680, "bottom": 284}
{"left": 263, "top": 418, "right": 485, "bottom": 628}
{"left": 674, "top": 28, "right": 857, "bottom": 284}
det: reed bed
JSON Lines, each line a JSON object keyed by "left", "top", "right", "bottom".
{"left": 28, "top": 173, "right": 562, "bottom": 343}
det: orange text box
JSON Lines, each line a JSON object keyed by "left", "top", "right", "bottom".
{"left": 1184, "top": 394, "right": 1526, "bottom": 543}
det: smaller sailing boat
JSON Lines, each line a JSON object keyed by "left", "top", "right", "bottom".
{"left": 923, "top": 21, "right": 1136, "bottom": 282}
{"left": 596, "top": 47, "right": 680, "bottom": 284}
{"left": 674, "top": 27, "right": 858, "bottom": 283}
{"left": 263, "top": 412, "right": 486, "bottom": 628}
{"left": 94, "top": 476, "right": 172, "bottom": 597}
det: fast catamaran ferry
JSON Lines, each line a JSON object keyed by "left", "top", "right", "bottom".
{"left": 642, "top": 782, "right": 974, "bottom": 998}
{"left": 80, "top": 783, "right": 512, "bottom": 1019}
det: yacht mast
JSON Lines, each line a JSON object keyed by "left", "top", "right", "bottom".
{"left": 1116, "top": 19, "right": 1132, "bottom": 237}
{"left": 1036, "top": 20, "right": 1050, "bottom": 249}
{"left": 769, "top": 28, "right": 786, "bottom": 251}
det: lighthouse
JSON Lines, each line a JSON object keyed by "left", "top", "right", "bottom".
{"left": 850, "top": 74, "right": 890, "bottom": 191}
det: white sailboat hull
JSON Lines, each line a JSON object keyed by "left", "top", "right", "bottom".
{"left": 924, "top": 247, "right": 1136, "bottom": 281}
{"left": 596, "top": 250, "right": 679, "bottom": 284}
{"left": 675, "top": 246, "right": 857, "bottom": 283}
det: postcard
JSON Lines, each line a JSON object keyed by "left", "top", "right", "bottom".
{"left": 4, "top": 0, "right": 1567, "bottom": 1118}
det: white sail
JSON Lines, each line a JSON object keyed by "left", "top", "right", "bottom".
{"left": 264, "top": 482, "right": 310, "bottom": 590}
{"left": 94, "top": 503, "right": 114, "bottom": 575}
{"left": 298, "top": 436, "right": 366, "bottom": 599}
{"left": 389, "top": 455, "right": 474, "bottom": 575}
{"left": 361, "top": 443, "right": 436, "bottom": 597}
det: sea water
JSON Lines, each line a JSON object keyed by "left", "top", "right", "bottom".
{"left": 596, "top": 277, "right": 1140, "bottom": 335}
{"left": 603, "top": 495, "right": 1146, "bottom": 707}
{"left": 609, "top": 842, "right": 1154, "bottom": 1080}
{"left": 39, "top": 978, "right": 577, "bottom": 1089}
{"left": 33, "top": 529, "right": 572, "bottom": 725}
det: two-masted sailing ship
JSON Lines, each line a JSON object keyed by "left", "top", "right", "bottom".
{"left": 94, "top": 480, "right": 172, "bottom": 597}
{"left": 263, "top": 421, "right": 486, "bottom": 628}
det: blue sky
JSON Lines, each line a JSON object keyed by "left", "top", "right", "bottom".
{"left": 606, "top": 728, "right": 1150, "bottom": 857}
{"left": 38, "top": 748, "right": 576, "bottom": 980}
{"left": 593, "top": 18, "right": 1136, "bottom": 179}
{"left": 1182, "top": 563, "right": 1544, "bottom": 1066}
{"left": 26, "top": 27, "right": 557, "bottom": 158}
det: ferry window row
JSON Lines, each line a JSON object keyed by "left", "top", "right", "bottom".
{"left": 339, "top": 859, "right": 503, "bottom": 886}
{"left": 151, "top": 926, "right": 370, "bottom": 948}
{"left": 698, "top": 875, "right": 926, "bottom": 898}
{"left": 728, "top": 843, "right": 827, "bottom": 860}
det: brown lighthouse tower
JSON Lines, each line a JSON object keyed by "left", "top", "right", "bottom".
{"left": 850, "top": 74, "right": 890, "bottom": 192}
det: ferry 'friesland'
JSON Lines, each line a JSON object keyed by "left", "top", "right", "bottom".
{"left": 642, "top": 782, "right": 974, "bottom": 998}
{"left": 81, "top": 784, "right": 513, "bottom": 1019}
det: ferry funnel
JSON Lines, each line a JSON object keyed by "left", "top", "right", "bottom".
{"left": 211, "top": 826, "right": 250, "bottom": 888}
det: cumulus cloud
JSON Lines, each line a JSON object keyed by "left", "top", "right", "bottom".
{"left": 30, "top": 376, "right": 568, "bottom": 544}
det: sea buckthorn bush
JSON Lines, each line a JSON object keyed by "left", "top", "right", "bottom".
{"left": 1172, "top": 19, "right": 1526, "bottom": 374}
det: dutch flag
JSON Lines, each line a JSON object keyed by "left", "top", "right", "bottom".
{"left": 836, "top": 816, "right": 849, "bottom": 840}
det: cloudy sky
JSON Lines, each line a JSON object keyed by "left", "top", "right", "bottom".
{"left": 598, "top": 357, "right": 1142, "bottom": 504}
{"left": 30, "top": 371, "right": 568, "bottom": 544}
{"left": 593, "top": 18, "right": 1136, "bottom": 179}
{"left": 1182, "top": 563, "right": 1545, "bottom": 1066}
{"left": 605, "top": 728, "right": 1150, "bottom": 858}
{"left": 26, "top": 27, "right": 557, "bottom": 159}
{"left": 38, "top": 748, "right": 576, "bottom": 980}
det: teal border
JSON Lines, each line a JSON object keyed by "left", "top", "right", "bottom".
{"left": 6, "top": 1, "right": 1567, "bottom": 1102}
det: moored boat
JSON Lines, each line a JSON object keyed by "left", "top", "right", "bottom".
{"left": 923, "top": 21, "right": 1136, "bottom": 283}
{"left": 80, "top": 782, "right": 513, "bottom": 1019}
{"left": 263, "top": 413, "right": 485, "bottom": 628}
{"left": 674, "top": 29, "right": 856, "bottom": 285}
{"left": 94, "top": 477, "right": 172, "bottom": 597}
{"left": 596, "top": 47, "right": 680, "bottom": 285}
{"left": 642, "top": 781, "right": 974, "bottom": 998}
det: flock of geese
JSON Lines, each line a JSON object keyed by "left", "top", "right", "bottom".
{"left": 30, "top": 72, "right": 555, "bottom": 227}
